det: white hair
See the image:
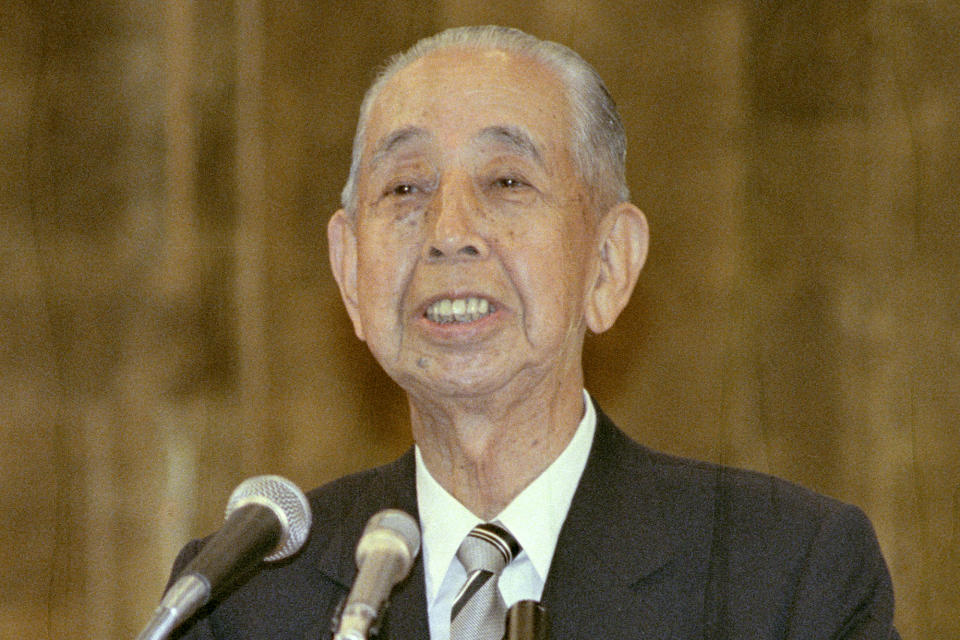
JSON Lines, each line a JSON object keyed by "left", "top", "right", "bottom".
{"left": 340, "top": 25, "right": 629, "bottom": 215}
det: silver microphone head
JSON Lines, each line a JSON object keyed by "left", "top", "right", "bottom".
{"left": 356, "top": 509, "right": 421, "bottom": 577}
{"left": 334, "top": 509, "right": 421, "bottom": 640}
{"left": 225, "top": 474, "right": 312, "bottom": 561}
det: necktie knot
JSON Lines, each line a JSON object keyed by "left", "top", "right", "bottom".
{"left": 456, "top": 522, "right": 521, "bottom": 574}
{"left": 451, "top": 523, "right": 521, "bottom": 640}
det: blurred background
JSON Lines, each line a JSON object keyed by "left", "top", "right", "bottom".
{"left": 3, "top": 1, "right": 958, "bottom": 638}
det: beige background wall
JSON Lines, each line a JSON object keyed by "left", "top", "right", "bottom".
{"left": 3, "top": 1, "right": 957, "bottom": 638}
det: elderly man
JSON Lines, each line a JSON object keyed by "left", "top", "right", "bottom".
{"left": 168, "top": 26, "right": 898, "bottom": 640}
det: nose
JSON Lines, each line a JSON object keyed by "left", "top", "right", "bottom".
{"left": 423, "top": 181, "right": 489, "bottom": 261}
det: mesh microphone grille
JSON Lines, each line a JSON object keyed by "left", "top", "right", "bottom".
{"left": 364, "top": 509, "right": 421, "bottom": 559}
{"left": 224, "top": 475, "right": 312, "bottom": 561}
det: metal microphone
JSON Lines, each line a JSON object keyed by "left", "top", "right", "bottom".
{"left": 332, "top": 509, "right": 421, "bottom": 640}
{"left": 135, "top": 475, "right": 312, "bottom": 640}
{"left": 504, "top": 600, "right": 550, "bottom": 640}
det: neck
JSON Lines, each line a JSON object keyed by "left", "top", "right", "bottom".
{"left": 409, "top": 372, "right": 585, "bottom": 520}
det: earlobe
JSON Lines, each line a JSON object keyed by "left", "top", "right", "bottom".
{"left": 585, "top": 202, "right": 649, "bottom": 333}
{"left": 328, "top": 209, "right": 366, "bottom": 342}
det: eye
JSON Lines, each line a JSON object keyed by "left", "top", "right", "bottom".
{"left": 386, "top": 183, "right": 417, "bottom": 197}
{"left": 494, "top": 176, "right": 527, "bottom": 189}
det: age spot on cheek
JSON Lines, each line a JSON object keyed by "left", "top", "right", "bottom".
{"left": 417, "top": 357, "right": 430, "bottom": 369}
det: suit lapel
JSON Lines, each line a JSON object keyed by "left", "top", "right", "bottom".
{"left": 307, "top": 450, "right": 430, "bottom": 640}
{"left": 542, "top": 407, "right": 715, "bottom": 639}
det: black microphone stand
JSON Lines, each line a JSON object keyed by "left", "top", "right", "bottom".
{"left": 503, "top": 600, "right": 550, "bottom": 640}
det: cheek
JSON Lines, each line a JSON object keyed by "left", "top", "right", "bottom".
{"left": 355, "top": 234, "right": 420, "bottom": 319}
{"left": 561, "top": 214, "right": 596, "bottom": 280}
{"left": 508, "top": 235, "right": 585, "bottom": 328}
{"left": 535, "top": 227, "right": 593, "bottom": 292}
{"left": 535, "top": 236, "right": 597, "bottom": 337}
{"left": 356, "top": 251, "right": 397, "bottom": 313}
{"left": 356, "top": 224, "right": 407, "bottom": 283}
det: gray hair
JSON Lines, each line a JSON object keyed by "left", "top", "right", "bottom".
{"left": 340, "top": 25, "right": 629, "bottom": 215}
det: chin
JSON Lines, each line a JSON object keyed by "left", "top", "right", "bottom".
{"left": 393, "top": 364, "right": 511, "bottom": 401}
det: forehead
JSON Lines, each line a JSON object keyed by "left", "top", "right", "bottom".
{"left": 362, "top": 47, "right": 571, "bottom": 164}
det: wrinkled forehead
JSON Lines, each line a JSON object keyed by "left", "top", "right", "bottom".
{"left": 360, "top": 47, "right": 573, "bottom": 169}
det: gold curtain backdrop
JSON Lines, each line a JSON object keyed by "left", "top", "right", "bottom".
{"left": 3, "top": 1, "right": 957, "bottom": 638}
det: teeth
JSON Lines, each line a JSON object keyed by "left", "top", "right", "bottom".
{"left": 426, "top": 297, "right": 492, "bottom": 324}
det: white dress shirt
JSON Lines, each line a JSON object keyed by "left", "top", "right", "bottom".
{"left": 415, "top": 390, "right": 597, "bottom": 640}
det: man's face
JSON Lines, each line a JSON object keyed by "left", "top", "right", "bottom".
{"left": 334, "top": 48, "right": 604, "bottom": 400}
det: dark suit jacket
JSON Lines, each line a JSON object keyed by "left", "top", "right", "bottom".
{"left": 168, "top": 407, "right": 899, "bottom": 639}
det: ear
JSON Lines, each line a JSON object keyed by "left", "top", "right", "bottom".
{"left": 585, "top": 202, "right": 649, "bottom": 333}
{"left": 327, "top": 209, "right": 366, "bottom": 341}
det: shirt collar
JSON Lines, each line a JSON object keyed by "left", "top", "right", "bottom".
{"left": 415, "top": 389, "right": 597, "bottom": 604}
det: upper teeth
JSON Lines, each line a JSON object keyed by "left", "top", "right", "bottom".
{"left": 426, "top": 297, "right": 492, "bottom": 324}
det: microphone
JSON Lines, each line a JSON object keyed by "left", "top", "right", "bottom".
{"left": 504, "top": 600, "right": 550, "bottom": 640}
{"left": 332, "top": 509, "right": 421, "bottom": 640}
{"left": 136, "top": 475, "right": 312, "bottom": 640}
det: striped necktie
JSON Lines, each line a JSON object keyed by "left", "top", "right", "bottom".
{"left": 450, "top": 522, "right": 521, "bottom": 640}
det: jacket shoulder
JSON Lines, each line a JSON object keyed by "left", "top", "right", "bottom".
{"left": 595, "top": 418, "right": 896, "bottom": 637}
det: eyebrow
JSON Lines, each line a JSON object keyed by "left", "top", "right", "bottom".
{"left": 367, "top": 124, "right": 545, "bottom": 171}
{"left": 368, "top": 126, "right": 432, "bottom": 169}
{"left": 474, "top": 125, "right": 544, "bottom": 167}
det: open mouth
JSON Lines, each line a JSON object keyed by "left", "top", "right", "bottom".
{"left": 424, "top": 297, "right": 495, "bottom": 324}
